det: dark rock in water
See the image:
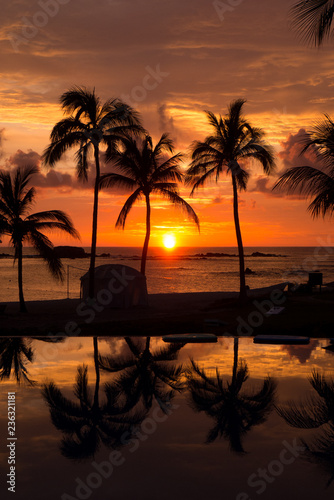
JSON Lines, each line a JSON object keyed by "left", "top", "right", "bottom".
{"left": 194, "top": 252, "right": 237, "bottom": 257}
{"left": 250, "top": 252, "right": 285, "bottom": 257}
{"left": 54, "top": 246, "right": 87, "bottom": 259}
{"left": 245, "top": 267, "right": 255, "bottom": 275}
{"left": 99, "top": 253, "right": 111, "bottom": 257}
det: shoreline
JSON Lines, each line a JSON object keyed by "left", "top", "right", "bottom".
{"left": 1, "top": 287, "right": 333, "bottom": 337}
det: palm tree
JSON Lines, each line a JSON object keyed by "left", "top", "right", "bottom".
{"left": 0, "top": 336, "right": 65, "bottom": 385}
{"left": 186, "top": 338, "right": 277, "bottom": 453}
{"left": 99, "top": 337, "right": 185, "bottom": 413}
{"left": 0, "top": 338, "right": 35, "bottom": 385}
{"left": 42, "top": 337, "right": 144, "bottom": 460}
{"left": 186, "top": 99, "right": 275, "bottom": 302}
{"left": 43, "top": 86, "right": 142, "bottom": 297}
{"left": 100, "top": 133, "right": 199, "bottom": 275}
{"left": 290, "top": 0, "right": 334, "bottom": 46}
{"left": 0, "top": 166, "right": 79, "bottom": 312}
{"left": 276, "top": 370, "right": 334, "bottom": 487}
{"left": 273, "top": 116, "right": 334, "bottom": 218}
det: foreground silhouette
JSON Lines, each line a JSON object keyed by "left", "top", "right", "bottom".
{"left": 186, "top": 338, "right": 277, "bottom": 453}
{"left": 100, "top": 133, "right": 199, "bottom": 275}
{"left": 0, "top": 166, "right": 79, "bottom": 312}
{"left": 42, "top": 337, "right": 145, "bottom": 460}
{"left": 99, "top": 337, "right": 185, "bottom": 412}
{"left": 0, "top": 336, "right": 65, "bottom": 385}
{"left": 274, "top": 116, "right": 334, "bottom": 218}
{"left": 186, "top": 100, "right": 275, "bottom": 303}
{"left": 290, "top": 0, "right": 334, "bottom": 46}
{"left": 43, "top": 87, "right": 142, "bottom": 297}
{"left": 276, "top": 370, "right": 334, "bottom": 488}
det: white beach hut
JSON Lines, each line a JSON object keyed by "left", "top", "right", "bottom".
{"left": 80, "top": 264, "right": 148, "bottom": 308}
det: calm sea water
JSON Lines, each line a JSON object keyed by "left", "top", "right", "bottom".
{"left": 0, "top": 336, "right": 334, "bottom": 499}
{"left": 0, "top": 246, "right": 333, "bottom": 302}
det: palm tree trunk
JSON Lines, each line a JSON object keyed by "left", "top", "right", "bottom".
{"left": 88, "top": 145, "right": 101, "bottom": 299}
{"left": 93, "top": 336, "right": 100, "bottom": 409}
{"left": 17, "top": 241, "right": 27, "bottom": 313}
{"left": 141, "top": 194, "right": 151, "bottom": 276}
{"left": 232, "top": 175, "right": 247, "bottom": 304}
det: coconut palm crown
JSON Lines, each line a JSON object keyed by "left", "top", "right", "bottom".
{"left": 273, "top": 115, "right": 334, "bottom": 218}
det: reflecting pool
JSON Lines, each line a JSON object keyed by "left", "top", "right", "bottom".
{"left": 0, "top": 336, "right": 334, "bottom": 500}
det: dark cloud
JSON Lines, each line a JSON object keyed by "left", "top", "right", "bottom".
{"left": 6, "top": 148, "right": 41, "bottom": 169}
{"left": 282, "top": 340, "right": 319, "bottom": 364}
{"left": 278, "top": 128, "right": 318, "bottom": 172}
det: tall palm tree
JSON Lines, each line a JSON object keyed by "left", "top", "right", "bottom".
{"left": 99, "top": 337, "right": 185, "bottom": 413}
{"left": 186, "top": 99, "right": 275, "bottom": 302}
{"left": 100, "top": 133, "right": 200, "bottom": 275}
{"left": 186, "top": 338, "right": 277, "bottom": 453}
{"left": 290, "top": 0, "right": 334, "bottom": 46}
{"left": 0, "top": 166, "right": 79, "bottom": 312}
{"left": 42, "top": 337, "right": 144, "bottom": 460}
{"left": 43, "top": 86, "right": 142, "bottom": 297}
{"left": 273, "top": 116, "right": 334, "bottom": 218}
{"left": 276, "top": 370, "right": 334, "bottom": 487}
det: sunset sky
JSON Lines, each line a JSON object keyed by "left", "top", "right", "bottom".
{"left": 1, "top": 0, "right": 334, "bottom": 247}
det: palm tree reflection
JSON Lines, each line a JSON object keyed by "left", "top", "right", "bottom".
{"left": 277, "top": 370, "right": 334, "bottom": 487}
{"left": 0, "top": 338, "right": 36, "bottom": 385}
{"left": 0, "top": 336, "right": 64, "bottom": 386}
{"left": 98, "top": 337, "right": 185, "bottom": 413}
{"left": 186, "top": 338, "right": 277, "bottom": 453}
{"left": 42, "top": 337, "right": 147, "bottom": 461}
{"left": 42, "top": 363, "right": 144, "bottom": 461}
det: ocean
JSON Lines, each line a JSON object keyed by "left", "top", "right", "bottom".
{"left": 0, "top": 246, "right": 333, "bottom": 302}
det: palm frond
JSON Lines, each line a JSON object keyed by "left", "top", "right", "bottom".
{"left": 153, "top": 186, "right": 200, "bottom": 230}
{"left": 28, "top": 229, "right": 64, "bottom": 280}
{"left": 115, "top": 188, "right": 142, "bottom": 229}
{"left": 290, "top": 0, "right": 334, "bottom": 45}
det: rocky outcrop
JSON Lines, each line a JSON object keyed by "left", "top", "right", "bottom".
{"left": 54, "top": 246, "right": 87, "bottom": 259}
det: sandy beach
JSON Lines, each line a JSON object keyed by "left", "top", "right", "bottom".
{"left": 1, "top": 286, "right": 333, "bottom": 337}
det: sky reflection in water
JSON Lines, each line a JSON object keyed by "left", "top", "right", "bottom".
{"left": 0, "top": 336, "right": 334, "bottom": 500}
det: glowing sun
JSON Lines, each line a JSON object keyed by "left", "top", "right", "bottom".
{"left": 163, "top": 234, "right": 176, "bottom": 249}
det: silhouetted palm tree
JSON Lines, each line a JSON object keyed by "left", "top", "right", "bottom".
{"left": 99, "top": 337, "right": 185, "bottom": 412}
{"left": 43, "top": 86, "right": 142, "bottom": 297}
{"left": 0, "top": 336, "right": 65, "bottom": 385}
{"left": 100, "top": 134, "right": 199, "bottom": 275}
{"left": 0, "top": 338, "right": 35, "bottom": 385}
{"left": 290, "top": 0, "right": 334, "bottom": 46}
{"left": 274, "top": 116, "right": 334, "bottom": 218}
{"left": 42, "top": 337, "right": 144, "bottom": 460}
{"left": 186, "top": 338, "right": 277, "bottom": 453}
{"left": 276, "top": 370, "right": 334, "bottom": 487}
{"left": 0, "top": 166, "right": 79, "bottom": 312}
{"left": 186, "top": 100, "right": 275, "bottom": 302}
